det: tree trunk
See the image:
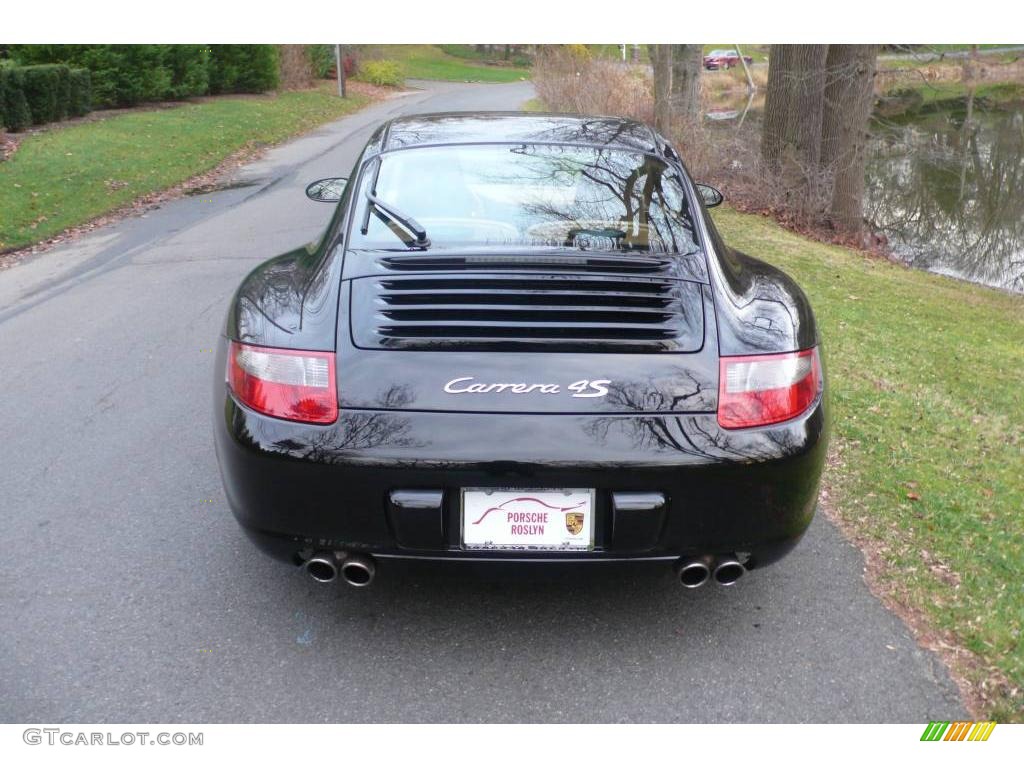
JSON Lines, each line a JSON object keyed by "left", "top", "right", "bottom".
{"left": 277, "top": 44, "right": 314, "bottom": 91}
{"left": 761, "top": 45, "right": 830, "bottom": 215}
{"left": 648, "top": 45, "right": 674, "bottom": 134}
{"left": 821, "top": 44, "right": 879, "bottom": 232}
{"left": 669, "top": 44, "right": 703, "bottom": 123}
{"left": 782, "top": 44, "right": 829, "bottom": 213}
{"left": 762, "top": 44, "right": 795, "bottom": 173}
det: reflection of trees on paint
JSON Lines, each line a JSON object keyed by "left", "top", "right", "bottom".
{"left": 281, "top": 385, "right": 423, "bottom": 463}
{"left": 235, "top": 245, "right": 335, "bottom": 342}
{"left": 583, "top": 379, "right": 809, "bottom": 462}
{"left": 232, "top": 384, "right": 424, "bottom": 464}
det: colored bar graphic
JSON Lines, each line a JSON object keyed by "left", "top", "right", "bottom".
{"left": 944, "top": 722, "right": 970, "bottom": 741}
{"left": 921, "top": 721, "right": 995, "bottom": 742}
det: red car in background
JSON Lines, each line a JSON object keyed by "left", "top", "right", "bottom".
{"left": 703, "top": 49, "right": 754, "bottom": 70}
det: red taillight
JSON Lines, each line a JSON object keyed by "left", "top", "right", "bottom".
{"left": 717, "top": 347, "right": 822, "bottom": 429}
{"left": 227, "top": 341, "right": 338, "bottom": 425}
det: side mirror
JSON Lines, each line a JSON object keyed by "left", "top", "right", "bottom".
{"left": 305, "top": 177, "right": 348, "bottom": 203}
{"left": 696, "top": 183, "right": 724, "bottom": 208}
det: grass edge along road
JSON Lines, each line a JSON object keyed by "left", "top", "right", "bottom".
{"left": 0, "top": 83, "right": 372, "bottom": 253}
{"left": 713, "top": 207, "right": 1023, "bottom": 721}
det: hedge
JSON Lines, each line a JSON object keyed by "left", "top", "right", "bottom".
{"left": 6, "top": 45, "right": 278, "bottom": 109}
{"left": 208, "top": 45, "right": 279, "bottom": 95}
{"left": 1, "top": 67, "right": 32, "bottom": 131}
{"left": 164, "top": 45, "right": 210, "bottom": 100}
{"left": 21, "top": 65, "right": 68, "bottom": 124}
{"left": 1, "top": 64, "right": 91, "bottom": 131}
{"left": 9, "top": 45, "right": 168, "bottom": 107}
{"left": 68, "top": 68, "right": 92, "bottom": 117}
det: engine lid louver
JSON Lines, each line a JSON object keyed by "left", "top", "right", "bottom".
{"left": 350, "top": 272, "right": 705, "bottom": 353}
{"left": 377, "top": 253, "right": 674, "bottom": 273}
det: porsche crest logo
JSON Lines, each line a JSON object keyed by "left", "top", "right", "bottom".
{"left": 565, "top": 511, "right": 585, "bottom": 536}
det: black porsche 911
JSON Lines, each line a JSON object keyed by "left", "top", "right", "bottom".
{"left": 213, "top": 112, "right": 828, "bottom": 589}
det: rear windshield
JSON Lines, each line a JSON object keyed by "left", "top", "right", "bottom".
{"left": 351, "top": 144, "right": 700, "bottom": 254}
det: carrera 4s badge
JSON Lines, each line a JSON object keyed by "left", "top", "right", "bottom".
{"left": 443, "top": 377, "right": 611, "bottom": 398}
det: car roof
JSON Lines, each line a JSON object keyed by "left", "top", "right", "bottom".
{"left": 376, "top": 112, "right": 662, "bottom": 156}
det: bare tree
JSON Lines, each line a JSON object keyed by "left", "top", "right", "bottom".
{"left": 781, "top": 45, "right": 829, "bottom": 212}
{"left": 821, "top": 44, "right": 879, "bottom": 231}
{"left": 648, "top": 44, "right": 703, "bottom": 134}
{"left": 669, "top": 45, "right": 703, "bottom": 123}
{"left": 763, "top": 44, "right": 879, "bottom": 233}
{"left": 648, "top": 45, "right": 674, "bottom": 134}
{"left": 762, "top": 44, "right": 796, "bottom": 174}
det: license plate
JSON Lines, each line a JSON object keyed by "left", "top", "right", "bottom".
{"left": 461, "top": 488, "right": 595, "bottom": 551}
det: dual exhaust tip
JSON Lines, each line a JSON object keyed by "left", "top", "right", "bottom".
{"left": 306, "top": 551, "right": 743, "bottom": 589}
{"left": 304, "top": 552, "right": 375, "bottom": 587}
{"left": 674, "top": 555, "right": 745, "bottom": 588}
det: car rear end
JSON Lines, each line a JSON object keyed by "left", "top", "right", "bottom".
{"left": 213, "top": 122, "right": 828, "bottom": 587}
{"left": 214, "top": 252, "right": 827, "bottom": 587}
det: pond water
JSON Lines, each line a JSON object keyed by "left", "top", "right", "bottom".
{"left": 706, "top": 93, "right": 1024, "bottom": 293}
{"left": 866, "top": 100, "right": 1024, "bottom": 293}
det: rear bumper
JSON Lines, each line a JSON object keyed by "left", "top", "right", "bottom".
{"left": 214, "top": 383, "right": 828, "bottom": 570}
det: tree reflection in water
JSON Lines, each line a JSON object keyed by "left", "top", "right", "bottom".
{"left": 705, "top": 93, "right": 1024, "bottom": 292}
{"left": 865, "top": 103, "right": 1024, "bottom": 292}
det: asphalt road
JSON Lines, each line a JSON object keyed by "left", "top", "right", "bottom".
{"left": 0, "top": 80, "right": 967, "bottom": 723}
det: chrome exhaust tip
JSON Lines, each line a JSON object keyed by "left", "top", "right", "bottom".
{"left": 673, "top": 557, "right": 712, "bottom": 588}
{"left": 305, "top": 553, "right": 339, "bottom": 583}
{"left": 340, "top": 554, "right": 376, "bottom": 587}
{"left": 712, "top": 557, "right": 746, "bottom": 586}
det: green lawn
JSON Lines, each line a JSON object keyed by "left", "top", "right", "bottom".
{"left": 913, "top": 43, "right": 1021, "bottom": 53}
{"left": 714, "top": 207, "right": 1024, "bottom": 720}
{"left": 438, "top": 44, "right": 531, "bottom": 67}
{"left": 889, "top": 80, "right": 1024, "bottom": 107}
{"left": 0, "top": 84, "right": 370, "bottom": 252}
{"left": 879, "top": 45, "right": 1023, "bottom": 71}
{"left": 360, "top": 45, "right": 529, "bottom": 83}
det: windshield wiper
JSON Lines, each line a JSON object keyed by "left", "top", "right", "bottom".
{"left": 360, "top": 190, "right": 430, "bottom": 249}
